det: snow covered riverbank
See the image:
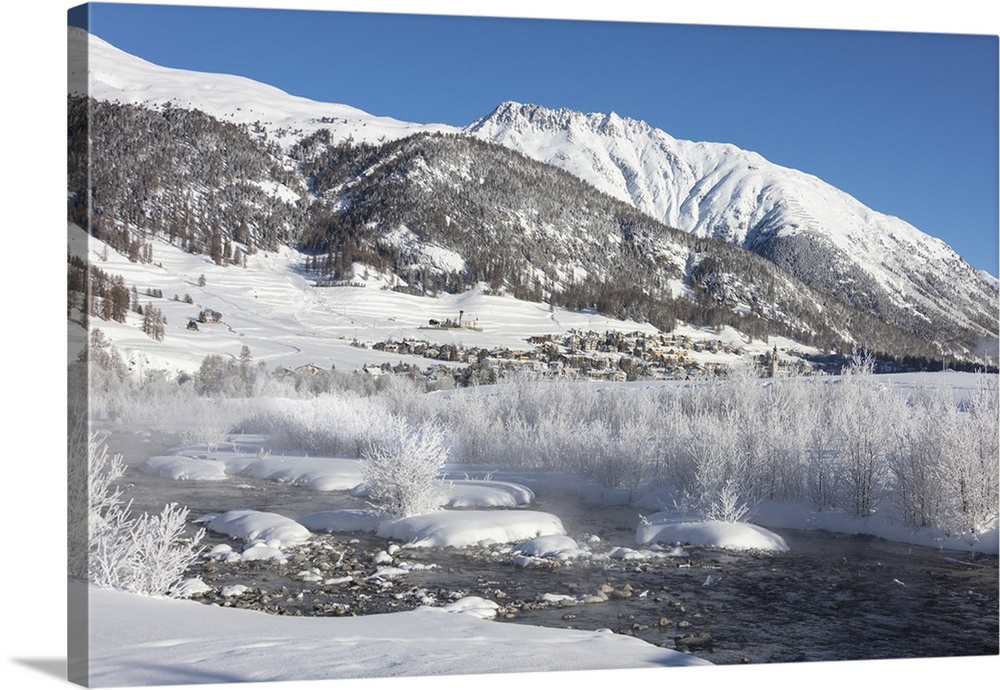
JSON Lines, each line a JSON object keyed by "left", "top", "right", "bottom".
{"left": 81, "top": 583, "right": 708, "bottom": 686}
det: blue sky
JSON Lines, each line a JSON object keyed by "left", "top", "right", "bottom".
{"left": 70, "top": 2, "right": 999, "bottom": 275}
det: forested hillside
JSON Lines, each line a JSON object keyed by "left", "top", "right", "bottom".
{"left": 68, "top": 95, "right": 980, "bottom": 365}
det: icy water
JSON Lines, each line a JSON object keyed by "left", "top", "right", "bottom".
{"left": 107, "top": 429, "right": 999, "bottom": 666}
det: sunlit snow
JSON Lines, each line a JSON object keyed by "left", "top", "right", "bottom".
{"left": 83, "top": 584, "right": 708, "bottom": 687}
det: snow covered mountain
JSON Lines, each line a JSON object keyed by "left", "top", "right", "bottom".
{"left": 466, "top": 102, "right": 999, "bottom": 356}
{"left": 68, "top": 28, "right": 998, "bottom": 362}
{"left": 68, "top": 27, "right": 455, "bottom": 148}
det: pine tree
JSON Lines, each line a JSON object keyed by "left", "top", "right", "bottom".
{"left": 210, "top": 228, "right": 224, "bottom": 266}
{"left": 142, "top": 303, "right": 165, "bottom": 341}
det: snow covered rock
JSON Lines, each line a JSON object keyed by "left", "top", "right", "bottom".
{"left": 442, "top": 479, "right": 535, "bottom": 508}
{"left": 636, "top": 514, "right": 789, "bottom": 552}
{"left": 511, "top": 535, "right": 587, "bottom": 560}
{"left": 205, "top": 509, "right": 312, "bottom": 547}
{"left": 140, "top": 455, "right": 228, "bottom": 481}
{"left": 437, "top": 596, "right": 501, "bottom": 619}
{"left": 376, "top": 510, "right": 566, "bottom": 548}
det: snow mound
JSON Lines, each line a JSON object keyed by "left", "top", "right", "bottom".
{"left": 636, "top": 514, "right": 790, "bottom": 552}
{"left": 222, "top": 455, "right": 364, "bottom": 491}
{"left": 376, "top": 510, "right": 566, "bottom": 548}
{"left": 172, "top": 578, "right": 212, "bottom": 599}
{"left": 600, "top": 545, "right": 688, "bottom": 560}
{"left": 205, "top": 509, "right": 312, "bottom": 547}
{"left": 437, "top": 596, "right": 501, "bottom": 619}
{"left": 443, "top": 479, "right": 535, "bottom": 508}
{"left": 511, "top": 535, "right": 587, "bottom": 560}
{"left": 140, "top": 449, "right": 365, "bottom": 491}
{"left": 221, "top": 585, "right": 250, "bottom": 598}
{"left": 140, "top": 455, "right": 228, "bottom": 481}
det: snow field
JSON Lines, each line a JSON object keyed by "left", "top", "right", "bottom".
{"left": 74, "top": 216, "right": 810, "bottom": 386}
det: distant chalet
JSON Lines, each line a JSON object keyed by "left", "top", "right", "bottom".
{"left": 421, "top": 313, "right": 482, "bottom": 332}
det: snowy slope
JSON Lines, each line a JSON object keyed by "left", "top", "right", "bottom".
{"left": 68, "top": 27, "right": 456, "bottom": 149}
{"left": 75, "top": 222, "right": 722, "bottom": 375}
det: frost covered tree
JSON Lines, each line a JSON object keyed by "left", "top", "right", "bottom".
{"left": 682, "top": 404, "right": 750, "bottom": 522}
{"left": 833, "top": 356, "right": 895, "bottom": 518}
{"left": 362, "top": 422, "right": 449, "bottom": 517}
{"left": 889, "top": 387, "right": 952, "bottom": 529}
{"left": 796, "top": 374, "right": 842, "bottom": 510}
{"left": 85, "top": 433, "right": 204, "bottom": 596}
{"left": 949, "top": 378, "right": 1000, "bottom": 533}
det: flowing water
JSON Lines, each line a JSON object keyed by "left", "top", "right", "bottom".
{"left": 105, "top": 429, "right": 999, "bottom": 666}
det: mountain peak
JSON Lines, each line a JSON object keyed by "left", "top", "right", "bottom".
{"left": 468, "top": 101, "right": 651, "bottom": 140}
{"left": 463, "top": 98, "right": 997, "bottom": 355}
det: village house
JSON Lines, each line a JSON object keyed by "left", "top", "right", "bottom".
{"left": 294, "top": 363, "right": 325, "bottom": 376}
{"left": 197, "top": 308, "right": 222, "bottom": 323}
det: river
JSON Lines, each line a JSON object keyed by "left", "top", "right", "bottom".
{"left": 102, "top": 428, "right": 999, "bottom": 666}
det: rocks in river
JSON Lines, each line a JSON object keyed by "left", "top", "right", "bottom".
{"left": 599, "top": 581, "right": 635, "bottom": 600}
{"left": 674, "top": 632, "right": 713, "bottom": 652}
{"left": 183, "top": 529, "right": 727, "bottom": 652}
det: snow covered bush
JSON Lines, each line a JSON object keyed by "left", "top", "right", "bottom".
{"left": 681, "top": 403, "right": 753, "bottom": 522}
{"left": 245, "top": 394, "right": 398, "bottom": 457}
{"left": 362, "top": 422, "right": 450, "bottom": 517}
{"left": 86, "top": 433, "right": 204, "bottom": 596}
{"left": 179, "top": 407, "right": 233, "bottom": 452}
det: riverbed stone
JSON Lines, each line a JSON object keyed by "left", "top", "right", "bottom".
{"left": 674, "top": 632, "right": 713, "bottom": 652}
